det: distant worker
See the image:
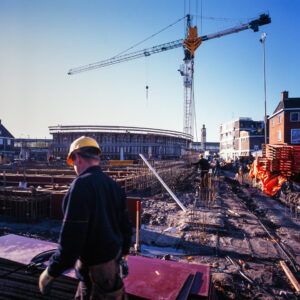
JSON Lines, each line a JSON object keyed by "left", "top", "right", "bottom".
{"left": 212, "top": 157, "right": 221, "bottom": 177}
{"left": 39, "top": 136, "right": 132, "bottom": 299}
{"left": 47, "top": 154, "right": 54, "bottom": 166}
{"left": 193, "top": 154, "right": 210, "bottom": 187}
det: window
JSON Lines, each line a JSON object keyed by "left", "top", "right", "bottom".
{"left": 290, "top": 112, "right": 300, "bottom": 122}
{"left": 7, "top": 139, "right": 11, "bottom": 146}
{"left": 254, "top": 145, "right": 259, "bottom": 151}
{"left": 0, "top": 138, "right": 3, "bottom": 145}
{"left": 271, "top": 119, "right": 274, "bottom": 127}
{"left": 278, "top": 130, "right": 281, "bottom": 141}
{"left": 278, "top": 115, "right": 281, "bottom": 124}
{"left": 291, "top": 129, "right": 300, "bottom": 144}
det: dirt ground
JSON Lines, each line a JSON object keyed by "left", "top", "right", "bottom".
{"left": 1, "top": 171, "right": 300, "bottom": 299}
{"left": 135, "top": 170, "right": 300, "bottom": 299}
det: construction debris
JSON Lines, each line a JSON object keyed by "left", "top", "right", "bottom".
{"left": 0, "top": 161, "right": 300, "bottom": 299}
{"left": 280, "top": 260, "right": 300, "bottom": 293}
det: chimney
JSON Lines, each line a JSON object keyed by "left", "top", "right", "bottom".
{"left": 281, "top": 91, "right": 289, "bottom": 101}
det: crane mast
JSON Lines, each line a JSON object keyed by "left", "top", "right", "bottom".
{"left": 68, "top": 14, "right": 271, "bottom": 138}
{"left": 180, "top": 14, "right": 205, "bottom": 138}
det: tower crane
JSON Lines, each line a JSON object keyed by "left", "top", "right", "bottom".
{"left": 68, "top": 14, "right": 271, "bottom": 139}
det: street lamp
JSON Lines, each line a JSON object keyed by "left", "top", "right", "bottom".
{"left": 260, "top": 32, "right": 267, "bottom": 144}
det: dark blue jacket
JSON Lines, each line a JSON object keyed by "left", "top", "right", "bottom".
{"left": 193, "top": 158, "right": 210, "bottom": 171}
{"left": 48, "top": 166, "right": 132, "bottom": 277}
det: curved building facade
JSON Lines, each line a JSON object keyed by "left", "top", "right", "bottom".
{"left": 49, "top": 125, "right": 192, "bottom": 160}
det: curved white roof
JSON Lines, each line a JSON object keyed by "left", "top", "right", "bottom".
{"left": 49, "top": 125, "right": 192, "bottom": 141}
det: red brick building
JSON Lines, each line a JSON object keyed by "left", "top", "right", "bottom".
{"left": 268, "top": 91, "right": 300, "bottom": 145}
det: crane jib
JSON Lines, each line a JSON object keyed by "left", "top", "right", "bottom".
{"left": 68, "top": 14, "right": 271, "bottom": 75}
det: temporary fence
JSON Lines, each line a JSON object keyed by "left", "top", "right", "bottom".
{"left": 0, "top": 160, "right": 193, "bottom": 221}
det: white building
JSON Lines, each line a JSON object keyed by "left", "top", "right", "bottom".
{"left": 219, "top": 118, "right": 265, "bottom": 161}
{"left": 49, "top": 125, "right": 192, "bottom": 160}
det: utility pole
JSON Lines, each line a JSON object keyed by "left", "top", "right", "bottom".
{"left": 260, "top": 33, "right": 267, "bottom": 144}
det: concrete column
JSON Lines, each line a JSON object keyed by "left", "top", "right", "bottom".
{"left": 120, "top": 146, "right": 124, "bottom": 160}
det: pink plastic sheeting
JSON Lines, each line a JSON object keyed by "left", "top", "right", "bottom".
{"left": 0, "top": 234, "right": 210, "bottom": 299}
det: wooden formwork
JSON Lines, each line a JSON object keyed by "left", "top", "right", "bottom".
{"left": 0, "top": 160, "right": 193, "bottom": 195}
{"left": 0, "top": 189, "right": 51, "bottom": 222}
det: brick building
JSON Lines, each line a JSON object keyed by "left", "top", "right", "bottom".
{"left": 268, "top": 91, "right": 300, "bottom": 145}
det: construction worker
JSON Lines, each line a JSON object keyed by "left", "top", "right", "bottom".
{"left": 39, "top": 136, "right": 132, "bottom": 299}
{"left": 212, "top": 157, "right": 221, "bottom": 177}
{"left": 193, "top": 154, "right": 210, "bottom": 187}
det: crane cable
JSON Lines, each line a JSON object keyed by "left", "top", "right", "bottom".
{"left": 145, "top": 57, "right": 149, "bottom": 103}
{"left": 192, "top": 76, "right": 198, "bottom": 142}
{"left": 112, "top": 16, "right": 187, "bottom": 59}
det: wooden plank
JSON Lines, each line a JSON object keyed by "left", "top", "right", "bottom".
{"left": 175, "top": 274, "right": 195, "bottom": 300}
{"left": 185, "top": 221, "right": 223, "bottom": 228}
{"left": 280, "top": 260, "right": 300, "bottom": 292}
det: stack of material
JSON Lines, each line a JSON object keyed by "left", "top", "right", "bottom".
{"left": 259, "top": 144, "right": 299, "bottom": 178}
{"left": 0, "top": 257, "right": 77, "bottom": 300}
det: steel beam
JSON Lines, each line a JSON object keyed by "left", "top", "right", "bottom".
{"left": 139, "top": 154, "right": 187, "bottom": 212}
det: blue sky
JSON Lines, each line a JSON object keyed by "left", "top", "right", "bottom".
{"left": 0, "top": 0, "right": 299, "bottom": 141}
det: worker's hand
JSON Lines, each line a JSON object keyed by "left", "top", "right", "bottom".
{"left": 120, "top": 257, "right": 129, "bottom": 278}
{"left": 39, "top": 267, "right": 54, "bottom": 295}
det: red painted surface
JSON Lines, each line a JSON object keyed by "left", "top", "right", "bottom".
{"left": 126, "top": 197, "right": 141, "bottom": 228}
{"left": 124, "top": 256, "right": 210, "bottom": 299}
{"left": 0, "top": 235, "right": 210, "bottom": 299}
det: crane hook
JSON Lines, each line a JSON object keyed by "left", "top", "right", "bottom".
{"left": 146, "top": 85, "right": 149, "bottom": 101}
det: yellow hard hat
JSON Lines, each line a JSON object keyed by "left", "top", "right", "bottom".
{"left": 67, "top": 136, "right": 102, "bottom": 166}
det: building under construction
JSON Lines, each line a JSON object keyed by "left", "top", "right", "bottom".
{"left": 0, "top": 156, "right": 300, "bottom": 299}
{"left": 2, "top": 7, "right": 300, "bottom": 299}
{"left": 49, "top": 125, "right": 192, "bottom": 160}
